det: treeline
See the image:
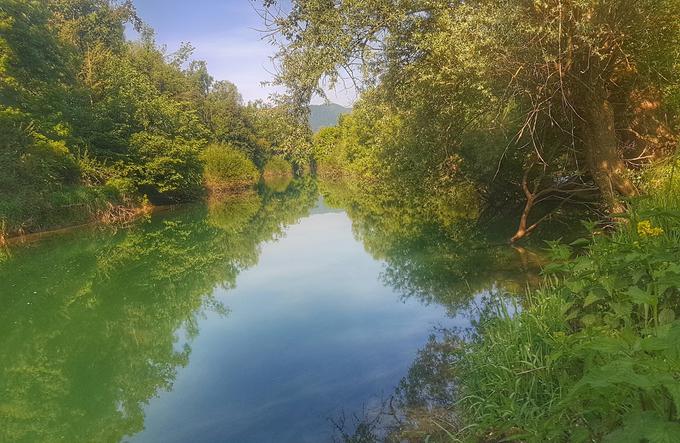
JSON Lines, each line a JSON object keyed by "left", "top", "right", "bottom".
{"left": 266, "top": 0, "right": 680, "bottom": 241}
{"left": 0, "top": 0, "right": 311, "bottom": 239}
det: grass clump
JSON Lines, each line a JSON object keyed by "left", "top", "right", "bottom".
{"left": 263, "top": 156, "right": 293, "bottom": 178}
{"left": 201, "top": 144, "right": 260, "bottom": 193}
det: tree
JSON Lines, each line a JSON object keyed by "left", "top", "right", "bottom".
{"left": 246, "top": 100, "right": 313, "bottom": 172}
{"left": 263, "top": 0, "right": 680, "bottom": 240}
{"left": 1, "top": 0, "right": 314, "bottom": 237}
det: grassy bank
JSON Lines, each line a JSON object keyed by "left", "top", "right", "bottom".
{"left": 0, "top": 144, "right": 264, "bottom": 243}
{"left": 449, "top": 162, "right": 680, "bottom": 441}
{"left": 0, "top": 183, "right": 147, "bottom": 244}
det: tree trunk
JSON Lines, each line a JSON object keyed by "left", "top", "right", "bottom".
{"left": 581, "top": 96, "right": 637, "bottom": 212}
{"left": 511, "top": 195, "right": 534, "bottom": 243}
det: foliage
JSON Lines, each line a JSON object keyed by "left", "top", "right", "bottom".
{"left": 263, "top": 155, "right": 293, "bottom": 177}
{"left": 201, "top": 144, "right": 260, "bottom": 192}
{"left": 266, "top": 0, "right": 680, "bottom": 240}
{"left": 453, "top": 191, "right": 680, "bottom": 441}
{"left": 246, "top": 100, "right": 313, "bottom": 172}
{"left": 0, "top": 0, "right": 312, "bottom": 238}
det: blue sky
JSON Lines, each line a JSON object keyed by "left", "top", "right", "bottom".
{"left": 129, "top": 0, "right": 354, "bottom": 106}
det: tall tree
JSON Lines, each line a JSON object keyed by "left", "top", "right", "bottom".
{"left": 263, "top": 0, "right": 680, "bottom": 239}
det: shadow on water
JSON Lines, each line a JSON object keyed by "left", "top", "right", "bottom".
{"left": 0, "top": 178, "right": 318, "bottom": 442}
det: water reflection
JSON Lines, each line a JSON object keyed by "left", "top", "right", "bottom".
{"left": 320, "top": 179, "right": 542, "bottom": 311}
{"left": 0, "top": 178, "right": 540, "bottom": 442}
{"left": 319, "top": 179, "right": 543, "bottom": 441}
{"left": 0, "top": 179, "right": 317, "bottom": 442}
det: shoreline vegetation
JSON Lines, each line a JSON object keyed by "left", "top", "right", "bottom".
{"left": 451, "top": 172, "right": 680, "bottom": 442}
{"left": 312, "top": 157, "right": 680, "bottom": 443}
{"left": 0, "top": 0, "right": 311, "bottom": 243}
{"left": 4, "top": 0, "right": 680, "bottom": 441}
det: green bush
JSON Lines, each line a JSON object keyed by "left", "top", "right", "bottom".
{"left": 455, "top": 197, "right": 680, "bottom": 442}
{"left": 131, "top": 133, "right": 204, "bottom": 203}
{"left": 263, "top": 175, "right": 293, "bottom": 193}
{"left": 263, "top": 156, "right": 293, "bottom": 178}
{"left": 104, "top": 178, "right": 137, "bottom": 202}
{"left": 201, "top": 144, "right": 260, "bottom": 192}
{"left": 21, "top": 138, "right": 81, "bottom": 185}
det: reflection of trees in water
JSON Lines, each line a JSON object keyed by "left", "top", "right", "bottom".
{"left": 321, "top": 178, "right": 544, "bottom": 441}
{"left": 330, "top": 329, "right": 466, "bottom": 443}
{"left": 262, "top": 174, "right": 293, "bottom": 193}
{"left": 0, "top": 178, "right": 317, "bottom": 442}
{"left": 320, "top": 179, "right": 542, "bottom": 313}
{"left": 333, "top": 315, "right": 534, "bottom": 442}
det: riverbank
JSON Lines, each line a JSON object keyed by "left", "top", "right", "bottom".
{"left": 429, "top": 170, "right": 680, "bottom": 441}
{"left": 0, "top": 173, "right": 304, "bottom": 245}
{"left": 0, "top": 186, "right": 137, "bottom": 245}
{"left": 1, "top": 184, "right": 251, "bottom": 245}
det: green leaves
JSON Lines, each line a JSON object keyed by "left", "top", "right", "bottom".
{"left": 605, "top": 411, "right": 680, "bottom": 443}
{"left": 455, "top": 194, "right": 680, "bottom": 441}
{"left": 626, "top": 286, "right": 657, "bottom": 306}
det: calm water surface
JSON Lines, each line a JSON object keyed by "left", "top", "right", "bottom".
{"left": 0, "top": 181, "right": 534, "bottom": 442}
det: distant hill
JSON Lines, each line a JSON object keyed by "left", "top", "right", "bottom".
{"left": 309, "top": 103, "right": 351, "bottom": 132}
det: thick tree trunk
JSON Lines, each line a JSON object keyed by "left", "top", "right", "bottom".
{"left": 581, "top": 96, "right": 637, "bottom": 212}
{"left": 511, "top": 91, "right": 637, "bottom": 243}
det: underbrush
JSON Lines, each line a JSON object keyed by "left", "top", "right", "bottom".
{"left": 263, "top": 156, "right": 293, "bottom": 178}
{"left": 453, "top": 167, "right": 680, "bottom": 441}
{"left": 0, "top": 183, "right": 145, "bottom": 241}
{"left": 201, "top": 144, "right": 260, "bottom": 193}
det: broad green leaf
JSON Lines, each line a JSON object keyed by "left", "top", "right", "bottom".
{"left": 605, "top": 411, "right": 680, "bottom": 443}
{"left": 626, "top": 286, "right": 656, "bottom": 305}
{"left": 659, "top": 308, "right": 676, "bottom": 325}
{"left": 583, "top": 292, "right": 601, "bottom": 307}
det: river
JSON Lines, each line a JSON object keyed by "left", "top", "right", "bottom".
{"left": 0, "top": 179, "right": 538, "bottom": 442}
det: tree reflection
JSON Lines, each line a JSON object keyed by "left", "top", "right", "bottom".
{"left": 0, "top": 179, "right": 317, "bottom": 442}
{"left": 321, "top": 178, "right": 544, "bottom": 442}
{"left": 320, "top": 179, "right": 542, "bottom": 313}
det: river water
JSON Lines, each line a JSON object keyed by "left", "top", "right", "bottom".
{"left": 0, "top": 179, "right": 536, "bottom": 442}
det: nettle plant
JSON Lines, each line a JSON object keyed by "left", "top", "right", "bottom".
{"left": 543, "top": 206, "right": 680, "bottom": 441}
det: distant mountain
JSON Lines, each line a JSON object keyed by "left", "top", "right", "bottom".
{"left": 309, "top": 103, "right": 351, "bottom": 132}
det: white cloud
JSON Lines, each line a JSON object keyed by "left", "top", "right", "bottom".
{"left": 127, "top": 2, "right": 357, "bottom": 106}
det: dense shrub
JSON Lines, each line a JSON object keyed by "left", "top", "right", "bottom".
{"left": 263, "top": 156, "right": 293, "bottom": 178}
{"left": 130, "top": 133, "right": 204, "bottom": 203}
{"left": 455, "top": 191, "right": 680, "bottom": 442}
{"left": 201, "top": 144, "right": 259, "bottom": 192}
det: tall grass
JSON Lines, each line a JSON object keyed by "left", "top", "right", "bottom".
{"left": 0, "top": 184, "right": 142, "bottom": 240}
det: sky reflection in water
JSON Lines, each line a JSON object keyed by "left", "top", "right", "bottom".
{"left": 131, "top": 206, "right": 464, "bottom": 443}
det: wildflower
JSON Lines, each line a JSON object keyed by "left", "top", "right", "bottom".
{"left": 637, "top": 220, "right": 664, "bottom": 237}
